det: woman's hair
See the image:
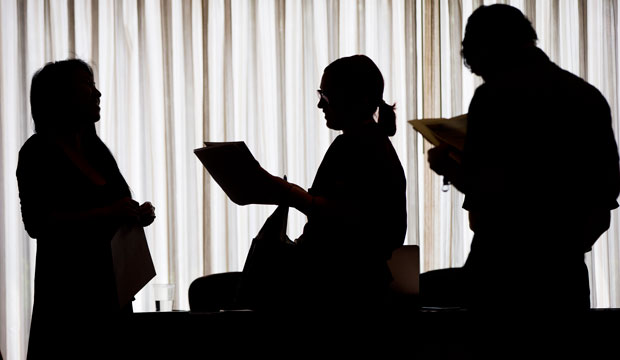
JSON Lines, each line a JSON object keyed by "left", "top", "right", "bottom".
{"left": 323, "top": 55, "right": 396, "bottom": 136}
{"left": 30, "top": 58, "right": 94, "bottom": 134}
{"left": 30, "top": 59, "right": 129, "bottom": 194}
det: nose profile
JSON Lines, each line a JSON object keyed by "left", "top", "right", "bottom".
{"left": 317, "top": 90, "right": 329, "bottom": 109}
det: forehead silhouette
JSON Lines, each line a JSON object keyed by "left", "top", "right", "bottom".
{"left": 463, "top": 4, "right": 537, "bottom": 51}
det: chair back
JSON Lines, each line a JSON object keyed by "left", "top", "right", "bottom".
{"left": 188, "top": 271, "right": 242, "bottom": 312}
{"left": 387, "top": 245, "right": 420, "bottom": 296}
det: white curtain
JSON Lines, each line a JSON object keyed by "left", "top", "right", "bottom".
{"left": 1, "top": 1, "right": 619, "bottom": 359}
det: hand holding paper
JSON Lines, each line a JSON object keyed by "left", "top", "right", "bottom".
{"left": 428, "top": 144, "right": 457, "bottom": 176}
{"left": 410, "top": 114, "right": 468, "bottom": 193}
{"left": 428, "top": 144, "right": 466, "bottom": 193}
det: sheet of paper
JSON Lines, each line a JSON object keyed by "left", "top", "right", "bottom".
{"left": 111, "top": 224, "right": 156, "bottom": 307}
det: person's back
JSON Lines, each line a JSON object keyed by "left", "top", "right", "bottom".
{"left": 465, "top": 47, "right": 618, "bottom": 219}
{"left": 298, "top": 121, "right": 406, "bottom": 309}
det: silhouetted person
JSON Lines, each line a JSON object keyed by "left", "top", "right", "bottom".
{"left": 17, "top": 59, "right": 156, "bottom": 359}
{"left": 238, "top": 55, "right": 407, "bottom": 315}
{"left": 423, "top": 4, "right": 620, "bottom": 312}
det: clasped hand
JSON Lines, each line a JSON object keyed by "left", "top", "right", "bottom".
{"left": 108, "top": 197, "right": 156, "bottom": 227}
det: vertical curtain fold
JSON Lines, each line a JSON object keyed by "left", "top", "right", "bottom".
{"left": 1, "top": 0, "right": 32, "bottom": 357}
{"left": 159, "top": 0, "right": 177, "bottom": 289}
{"left": 422, "top": 0, "right": 442, "bottom": 271}
{"left": 404, "top": 0, "right": 420, "bottom": 250}
{"left": 200, "top": 0, "right": 211, "bottom": 278}
{"left": 2, "top": 1, "right": 620, "bottom": 358}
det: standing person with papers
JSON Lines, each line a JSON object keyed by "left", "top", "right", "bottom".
{"left": 229, "top": 55, "right": 407, "bottom": 313}
{"left": 17, "top": 59, "right": 156, "bottom": 359}
{"left": 423, "top": 5, "right": 620, "bottom": 311}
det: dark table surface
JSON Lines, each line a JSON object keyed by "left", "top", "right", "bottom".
{"left": 127, "top": 308, "right": 620, "bottom": 359}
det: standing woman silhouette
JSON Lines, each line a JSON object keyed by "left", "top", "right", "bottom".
{"left": 17, "top": 59, "right": 155, "bottom": 358}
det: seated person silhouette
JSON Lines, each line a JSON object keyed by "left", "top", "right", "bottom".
{"left": 422, "top": 4, "right": 620, "bottom": 311}
{"left": 17, "top": 59, "right": 156, "bottom": 359}
{"left": 236, "top": 55, "right": 407, "bottom": 314}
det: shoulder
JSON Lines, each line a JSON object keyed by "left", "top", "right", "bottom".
{"left": 17, "top": 134, "right": 64, "bottom": 178}
{"left": 17, "top": 135, "right": 48, "bottom": 189}
{"left": 471, "top": 82, "right": 491, "bottom": 99}
{"left": 17, "top": 134, "right": 47, "bottom": 169}
{"left": 468, "top": 84, "right": 492, "bottom": 113}
{"left": 552, "top": 65, "right": 609, "bottom": 107}
{"left": 363, "top": 131, "right": 406, "bottom": 186}
{"left": 19, "top": 133, "right": 44, "bottom": 155}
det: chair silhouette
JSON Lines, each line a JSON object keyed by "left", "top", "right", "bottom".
{"left": 188, "top": 245, "right": 420, "bottom": 312}
{"left": 387, "top": 245, "right": 420, "bottom": 309}
{"left": 188, "top": 271, "right": 242, "bottom": 312}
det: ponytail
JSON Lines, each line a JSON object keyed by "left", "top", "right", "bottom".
{"left": 378, "top": 100, "right": 397, "bottom": 136}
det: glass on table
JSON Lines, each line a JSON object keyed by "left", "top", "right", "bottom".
{"left": 153, "top": 284, "right": 175, "bottom": 312}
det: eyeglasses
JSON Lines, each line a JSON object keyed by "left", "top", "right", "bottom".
{"left": 317, "top": 89, "right": 330, "bottom": 105}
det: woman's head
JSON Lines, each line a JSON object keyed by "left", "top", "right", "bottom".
{"left": 30, "top": 59, "right": 101, "bottom": 135}
{"left": 318, "top": 55, "right": 396, "bottom": 136}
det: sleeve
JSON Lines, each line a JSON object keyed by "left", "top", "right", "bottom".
{"left": 583, "top": 90, "right": 620, "bottom": 209}
{"left": 461, "top": 85, "right": 487, "bottom": 211}
{"left": 16, "top": 139, "right": 52, "bottom": 239}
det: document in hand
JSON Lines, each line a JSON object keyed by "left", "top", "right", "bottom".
{"left": 111, "top": 224, "right": 156, "bottom": 307}
{"left": 194, "top": 141, "right": 265, "bottom": 205}
{"left": 409, "top": 114, "right": 468, "bottom": 153}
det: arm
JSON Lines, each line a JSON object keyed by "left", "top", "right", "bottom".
{"left": 29, "top": 197, "right": 142, "bottom": 239}
{"left": 579, "top": 90, "right": 620, "bottom": 252}
{"left": 268, "top": 175, "right": 347, "bottom": 219}
{"left": 48, "top": 197, "right": 141, "bottom": 225}
{"left": 427, "top": 144, "right": 466, "bottom": 193}
{"left": 240, "top": 166, "right": 336, "bottom": 217}
{"left": 17, "top": 142, "right": 145, "bottom": 238}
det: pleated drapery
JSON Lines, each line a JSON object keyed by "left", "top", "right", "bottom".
{"left": 2, "top": 1, "right": 620, "bottom": 358}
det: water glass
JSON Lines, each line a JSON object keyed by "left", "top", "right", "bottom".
{"left": 153, "top": 284, "right": 175, "bottom": 312}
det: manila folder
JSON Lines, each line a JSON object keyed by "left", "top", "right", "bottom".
{"left": 111, "top": 224, "right": 156, "bottom": 307}
{"left": 409, "top": 114, "right": 468, "bottom": 152}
